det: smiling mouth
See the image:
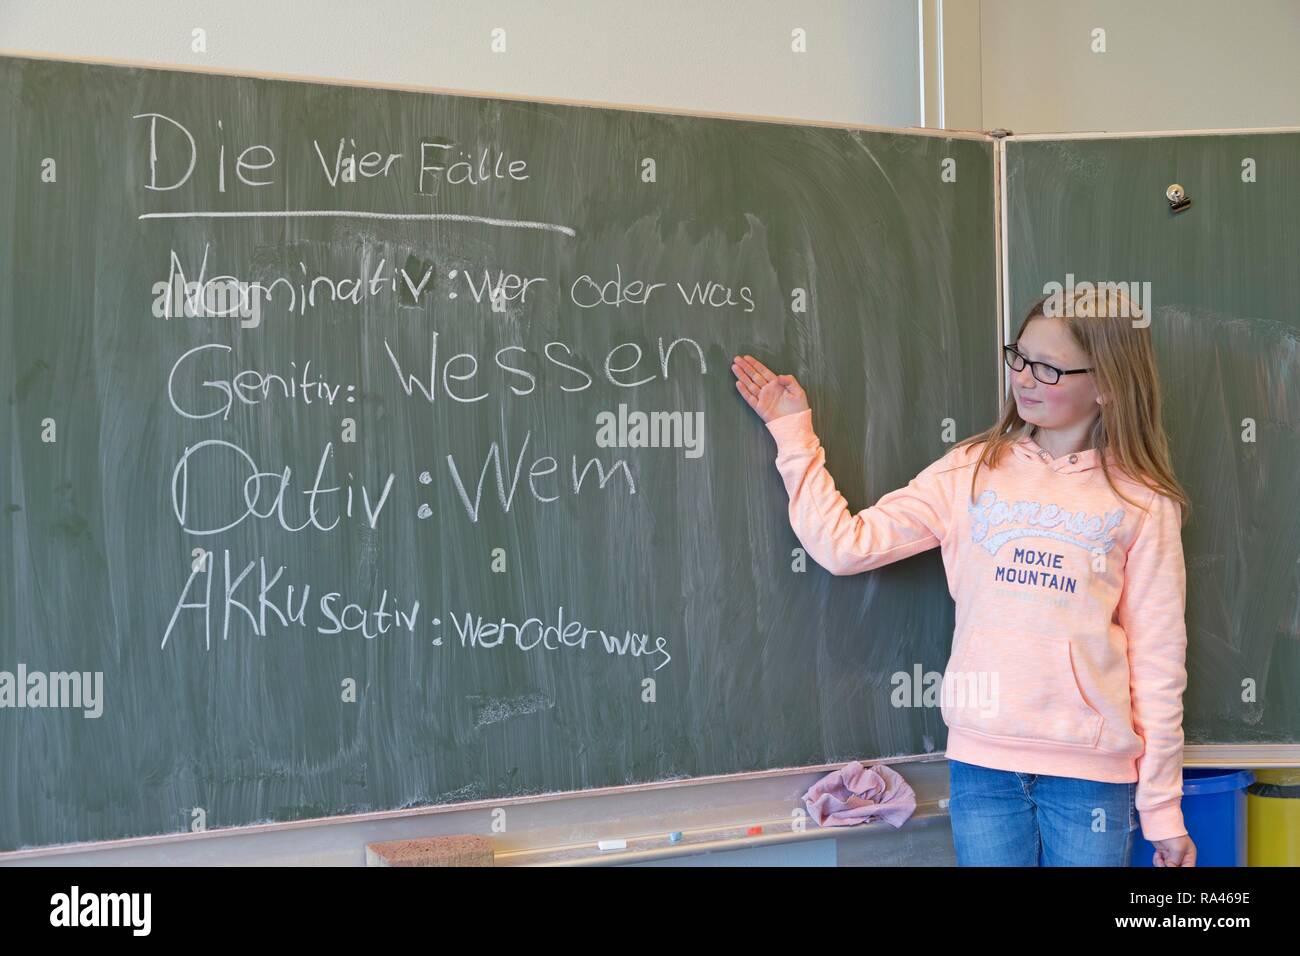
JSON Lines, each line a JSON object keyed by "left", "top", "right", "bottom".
{"left": 1018, "top": 395, "right": 1041, "bottom": 404}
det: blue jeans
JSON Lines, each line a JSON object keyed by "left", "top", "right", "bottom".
{"left": 948, "top": 758, "right": 1137, "bottom": 866}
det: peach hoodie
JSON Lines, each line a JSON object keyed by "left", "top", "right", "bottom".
{"left": 766, "top": 408, "right": 1189, "bottom": 842}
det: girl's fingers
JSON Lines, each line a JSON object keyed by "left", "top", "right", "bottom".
{"left": 732, "top": 358, "right": 765, "bottom": 390}
{"left": 734, "top": 379, "right": 758, "bottom": 409}
{"left": 744, "top": 355, "right": 775, "bottom": 384}
{"left": 733, "top": 354, "right": 774, "bottom": 387}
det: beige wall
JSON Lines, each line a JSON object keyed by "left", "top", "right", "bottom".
{"left": 936, "top": 0, "right": 984, "bottom": 132}
{"left": 967, "top": 0, "right": 1300, "bottom": 134}
{"left": 0, "top": 0, "right": 922, "bottom": 127}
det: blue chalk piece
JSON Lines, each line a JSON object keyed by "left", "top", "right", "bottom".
{"left": 668, "top": 831, "right": 683, "bottom": 843}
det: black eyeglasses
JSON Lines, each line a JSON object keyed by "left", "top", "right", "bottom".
{"left": 1003, "top": 345, "right": 1093, "bottom": 385}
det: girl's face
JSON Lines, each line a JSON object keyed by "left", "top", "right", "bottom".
{"left": 1011, "top": 317, "right": 1101, "bottom": 429}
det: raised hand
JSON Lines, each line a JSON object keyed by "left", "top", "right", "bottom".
{"left": 731, "top": 354, "right": 811, "bottom": 424}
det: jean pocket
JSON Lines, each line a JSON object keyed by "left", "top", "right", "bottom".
{"left": 941, "top": 626, "right": 1104, "bottom": 748}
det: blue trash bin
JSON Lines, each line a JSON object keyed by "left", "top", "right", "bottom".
{"left": 1131, "top": 768, "right": 1255, "bottom": 866}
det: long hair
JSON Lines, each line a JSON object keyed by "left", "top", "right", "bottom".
{"left": 950, "top": 286, "right": 1190, "bottom": 524}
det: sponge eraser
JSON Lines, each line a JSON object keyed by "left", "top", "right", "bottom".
{"left": 365, "top": 835, "right": 493, "bottom": 867}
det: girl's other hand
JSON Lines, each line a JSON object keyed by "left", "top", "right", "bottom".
{"left": 732, "top": 355, "right": 810, "bottom": 424}
{"left": 1150, "top": 834, "right": 1197, "bottom": 867}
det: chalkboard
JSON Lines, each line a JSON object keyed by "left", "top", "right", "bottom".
{"left": 1004, "top": 133, "right": 1300, "bottom": 746}
{"left": 0, "top": 56, "right": 996, "bottom": 851}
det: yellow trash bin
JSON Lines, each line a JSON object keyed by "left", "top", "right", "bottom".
{"left": 1247, "top": 768, "right": 1300, "bottom": 866}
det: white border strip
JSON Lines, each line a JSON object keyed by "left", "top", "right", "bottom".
{"left": 917, "top": 0, "right": 926, "bottom": 126}
{"left": 936, "top": 0, "right": 946, "bottom": 130}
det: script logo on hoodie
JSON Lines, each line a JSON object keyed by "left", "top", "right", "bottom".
{"left": 968, "top": 489, "right": 1126, "bottom": 557}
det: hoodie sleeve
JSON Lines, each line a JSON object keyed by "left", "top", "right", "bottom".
{"left": 764, "top": 408, "right": 952, "bottom": 575}
{"left": 1117, "top": 489, "right": 1190, "bottom": 843}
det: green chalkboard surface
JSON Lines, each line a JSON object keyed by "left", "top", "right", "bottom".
{"left": 0, "top": 56, "right": 996, "bottom": 850}
{"left": 1005, "top": 133, "right": 1300, "bottom": 747}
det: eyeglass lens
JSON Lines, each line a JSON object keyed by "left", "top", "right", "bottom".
{"left": 1005, "top": 347, "right": 1059, "bottom": 384}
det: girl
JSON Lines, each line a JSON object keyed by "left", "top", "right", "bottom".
{"left": 732, "top": 287, "right": 1195, "bottom": 867}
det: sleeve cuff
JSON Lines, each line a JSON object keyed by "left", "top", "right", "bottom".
{"left": 1139, "top": 802, "right": 1187, "bottom": 843}
{"left": 764, "top": 408, "right": 816, "bottom": 447}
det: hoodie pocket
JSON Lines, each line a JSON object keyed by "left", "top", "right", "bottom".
{"left": 940, "top": 626, "right": 1104, "bottom": 749}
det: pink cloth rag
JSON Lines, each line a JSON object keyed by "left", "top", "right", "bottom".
{"left": 802, "top": 761, "right": 916, "bottom": 828}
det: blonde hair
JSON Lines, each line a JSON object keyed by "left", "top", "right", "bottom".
{"left": 950, "top": 286, "right": 1190, "bottom": 525}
